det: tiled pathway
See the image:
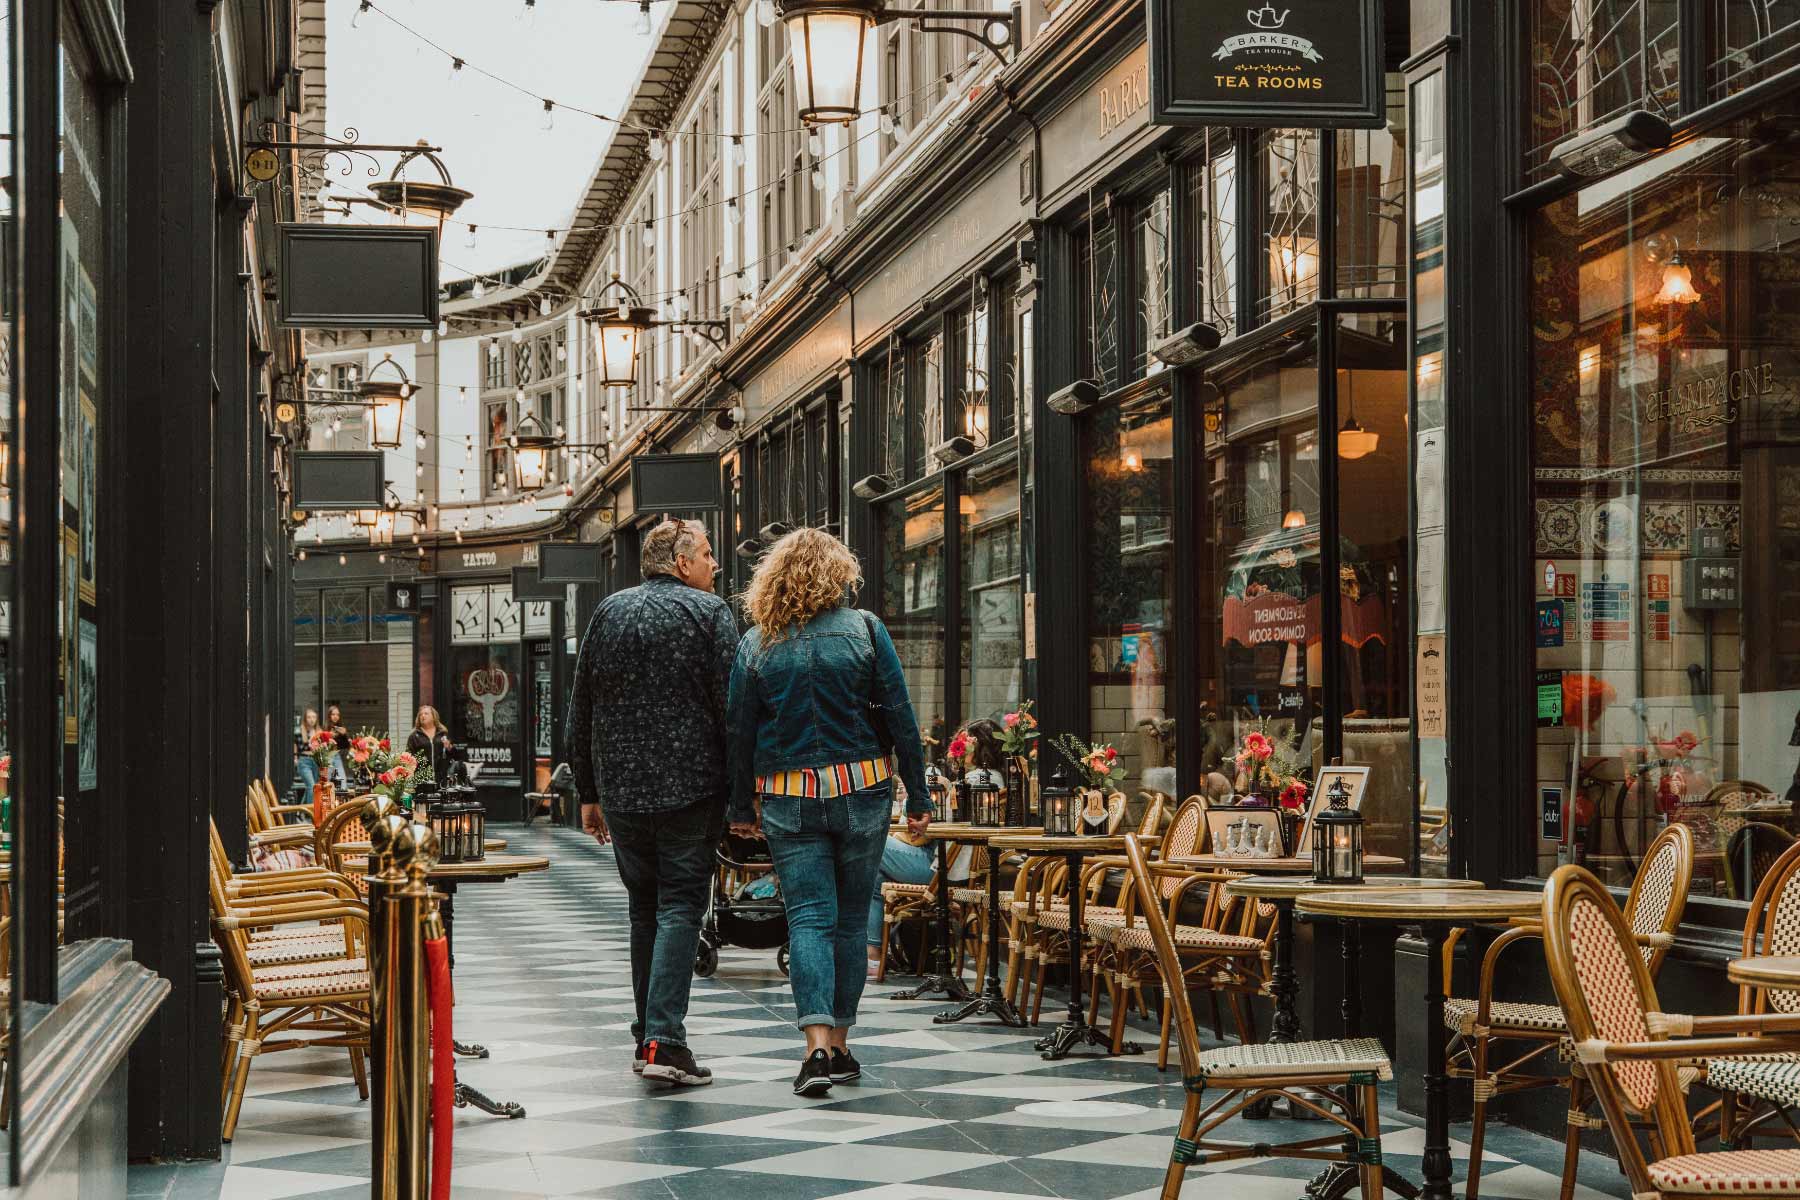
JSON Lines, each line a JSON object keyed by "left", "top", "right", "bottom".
{"left": 131, "top": 824, "right": 1631, "bottom": 1199}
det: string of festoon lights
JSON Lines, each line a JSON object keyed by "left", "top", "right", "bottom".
{"left": 351, "top": 0, "right": 934, "bottom": 144}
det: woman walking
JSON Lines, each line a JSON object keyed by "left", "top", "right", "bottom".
{"left": 728, "top": 528, "right": 931, "bottom": 1096}
{"left": 295, "top": 709, "right": 322, "bottom": 792}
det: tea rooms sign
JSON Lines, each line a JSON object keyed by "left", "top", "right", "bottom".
{"left": 1147, "top": 0, "right": 1385, "bottom": 129}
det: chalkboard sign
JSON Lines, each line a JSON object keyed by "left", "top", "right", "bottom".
{"left": 537, "top": 542, "right": 605, "bottom": 584}
{"left": 294, "top": 451, "right": 385, "bottom": 509}
{"left": 1148, "top": 0, "right": 1385, "bottom": 128}
{"left": 277, "top": 224, "right": 440, "bottom": 330}
{"left": 632, "top": 453, "right": 721, "bottom": 512}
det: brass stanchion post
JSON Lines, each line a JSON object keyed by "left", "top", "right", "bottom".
{"left": 366, "top": 800, "right": 407, "bottom": 1200}
{"left": 395, "top": 820, "right": 439, "bottom": 1199}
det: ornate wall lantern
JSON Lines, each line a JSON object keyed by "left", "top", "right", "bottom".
{"left": 367, "top": 142, "right": 473, "bottom": 238}
{"left": 579, "top": 273, "right": 727, "bottom": 388}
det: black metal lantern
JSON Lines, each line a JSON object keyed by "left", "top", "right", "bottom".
{"left": 1311, "top": 775, "right": 1364, "bottom": 885}
{"left": 1041, "top": 764, "right": 1076, "bottom": 837}
{"left": 509, "top": 411, "right": 558, "bottom": 492}
{"left": 359, "top": 357, "right": 412, "bottom": 450}
{"left": 579, "top": 273, "right": 727, "bottom": 390}
{"left": 367, "top": 142, "right": 473, "bottom": 238}
{"left": 925, "top": 764, "right": 952, "bottom": 824}
{"left": 776, "top": 1, "right": 1019, "bottom": 128}
{"left": 966, "top": 766, "right": 1004, "bottom": 827}
{"left": 1007, "top": 756, "right": 1033, "bottom": 826}
{"left": 428, "top": 787, "right": 486, "bottom": 864}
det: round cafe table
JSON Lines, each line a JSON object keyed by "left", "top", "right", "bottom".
{"left": 1169, "top": 854, "right": 1405, "bottom": 1044}
{"left": 1728, "top": 955, "right": 1800, "bottom": 990}
{"left": 922, "top": 825, "right": 1042, "bottom": 1027}
{"left": 990, "top": 833, "right": 1141, "bottom": 1060}
{"left": 1296, "top": 889, "right": 1541, "bottom": 1200}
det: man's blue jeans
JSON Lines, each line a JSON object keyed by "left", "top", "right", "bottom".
{"left": 761, "top": 782, "right": 891, "bottom": 1030}
{"left": 603, "top": 798, "right": 718, "bottom": 1049}
{"left": 868, "top": 836, "right": 933, "bottom": 946}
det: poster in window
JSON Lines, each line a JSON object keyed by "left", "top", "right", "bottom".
{"left": 79, "top": 395, "right": 96, "bottom": 604}
{"left": 78, "top": 618, "right": 98, "bottom": 791}
{"left": 61, "top": 216, "right": 79, "bottom": 506}
{"left": 79, "top": 266, "right": 98, "bottom": 388}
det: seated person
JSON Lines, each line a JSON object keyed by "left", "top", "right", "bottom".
{"left": 866, "top": 718, "right": 1001, "bottom": 977}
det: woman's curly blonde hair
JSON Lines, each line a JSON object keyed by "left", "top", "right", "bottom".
{"left": 744, "top": 527, "right": 863, "bottom": 642}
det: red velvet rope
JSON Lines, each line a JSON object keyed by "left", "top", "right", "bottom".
{"left": 425, "top": 935, "right": 455, "bottom": 1200}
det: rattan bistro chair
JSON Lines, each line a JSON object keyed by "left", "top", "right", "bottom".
{"left": 1122, "top": 834, "right": 1391, "bottom": 1200}
{"left": 1542, "top": 864, "right": 1800, "bottom": 1198}
{"left": 1448, "top": 821, "right": 1693, "bottom": 1200}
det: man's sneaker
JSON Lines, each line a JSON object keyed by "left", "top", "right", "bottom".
{"left": 828, "top": 1047, "right": 861, "bottom": 1083}
{"left": 632, "top": 1042, "right": 645, "bottom": 1075}
{"left": 793, "top": 1049, "right": 834, "bottom": 1096}
{"left": 641, "top": 1039, "right": 712, "bottom": 1087}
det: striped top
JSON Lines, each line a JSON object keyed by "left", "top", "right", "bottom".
{"left": 756, "top": 755, "right": 894, "bottom": 798}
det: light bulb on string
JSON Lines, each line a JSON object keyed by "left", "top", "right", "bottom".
{"left": 511, "top": 324, "right": 523, "bottom": 344}
{"left": 556, "top": 342, "right": 567, "bottom": 362}
{"left": 378, "top": 552, "right": 387, "bottom": 564}
{"left": 648, "top": 135, "right": 666, "bottom": 162}
{"left": 539, "top": 296, "right": 551, "bottom": 317}
{"left": 757, "top": 0, "right": 776, "bottom": 26}
{"left": 448, "top": 56, "right": 465, "bottom": 82}
{"left": 421, "top": 328, "right": 433, "bottom": 343}
{"left": 416, "top": 432, "right": 428, "bottom": 450}
{"left": 339, "top": 553, "right": 348, "bottom": 565}
{"left": 437, "top": 319, "right": 448, "bottom": 336}
{"left": 727, "top": 198, "right": 741, "bottom": 225}
{"left": 730, "top": 136, "right": 745, "bottom": 167}
{"left": 473, "top": 280, "right": 486, "bottom": 299}
{"left": 415, "top": 464, "right": 424, "bottom": 478}
{"left": 880, "top": 107, "right": 896, "bottom": 135}
{"left": 642, "top": 221, "right": 655, "bottom": 247}
{"left": 811, "top": 166, "right": 825, "bottom": 191}
{"left": 808, "top": 131, "right": 823, "bottom": 157}
{"left": 636, "top": 0, "right": 652, "bottom": 35}
{"left": 316, "top": 184, "right": 331, "bottom": 208}
{"left": 521, "top": 0, "right": 536, "bottom": 21}
{"left": 465, "top": 224, "right": 478, "bottom": 250}
{"left": 541, "top": 100, "right": 556, "bottom": 131}
{"left": 298, "top": 549, "right": 307, "bottom": 562}
{"left": 352, "top": 0, "right": 369, "bottom": 28}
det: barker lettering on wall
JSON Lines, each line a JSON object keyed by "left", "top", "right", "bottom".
{"left": 1148, "top": 0, "right": 1385, "bottom": 128}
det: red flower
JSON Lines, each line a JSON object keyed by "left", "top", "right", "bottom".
{"left": 1243, "top": 732, "right": 1274, "bottom": 760}
{"left": 947, "top": 732, "right": 973, "bottom": 762}
{"left": 398, "top": 752, "right": 417, "bottom": 769}
{"left": 380, "top": 738, "right": 391, "bottom": 751}
{"left": 1279, "top": 781, "right": 1309, "bottom": 810}
{"left": 1104, "top": 746, "right": 1118, "bottom": 762}
{"left": 378, "top": 770, "right": 396, "bottom": 786}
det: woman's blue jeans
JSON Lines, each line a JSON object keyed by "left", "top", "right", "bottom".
{"left": 761, "top": 782, "right": 891, "bottom": 1030}
{"left": 869, "top": 836, "right": 933, "bottom": 947}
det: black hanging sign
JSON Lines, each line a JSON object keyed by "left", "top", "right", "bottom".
{"left": 1147, "top": 0, "right": 1385, "bottom": 129}
{"left": 384, "top": 581, "right": 421, "bottom": 615}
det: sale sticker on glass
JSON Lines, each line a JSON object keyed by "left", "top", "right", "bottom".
{"left": 1536, "top": 600, "right": 1565, "bottom": 648}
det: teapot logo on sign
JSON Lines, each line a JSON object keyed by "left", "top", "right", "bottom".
{"left": 1213, "top": 5, "right": 1327, "bottom": 90}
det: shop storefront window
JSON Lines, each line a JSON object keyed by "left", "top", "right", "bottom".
{"left": 1528, "top": 102, "right": 1800, "bottom": 902}
{"left": 880, "top": 487, "right": 947, "bottom": 752}
{"left": 1332, "top": 311, "right": 1414, "bottom": 863}
{"left": 1087, "top": 392, "right": 1176, "bottom": 803}
{"left": 1412, "top": 69, "right": 1450, "bottom": 873}
{"left": 1525, "top": 0, "right": 1681, "bottom": 182}
{"left": 1716, "top": 3, "right": 1800, "bottom": 99}
{"left": 1265, "top": 129, "right": 1322, "bottom": 318}
{"left": 1337, "top": 82, "right": 1407, "bottom": 300}
{"left": 959, "top": 460, "right": 1023, "bottom": 724}
{"left": 1188, "top": 132, "right": 1239, "bottom": 334}
{"left": 448, "top": 583, "right": 523, "bottom": 780}
{"left": 1133, "top": 190, "right": 1173, "bottom": 378}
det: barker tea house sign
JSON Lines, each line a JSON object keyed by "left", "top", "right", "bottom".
{"left": 1147, "top": 0, "right": 1386, "bottom": 129}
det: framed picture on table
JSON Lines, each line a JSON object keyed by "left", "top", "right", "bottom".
{"left": 1202, "top": 802, "right": 1285, "bottom": 860}
{"left": 1295, "top": 765, "right": 1372, "bottom": 856}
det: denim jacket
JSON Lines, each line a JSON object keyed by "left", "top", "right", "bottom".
{"left": 727, "top": 606, "right": 931, "bottom": 823}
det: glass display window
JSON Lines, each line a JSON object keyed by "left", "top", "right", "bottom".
{"left": 1527, "top": 98, "right": 1800, "bottom": 902}
{"left": 880, "top": 486, "right": 947, "bottom": 752}
{"left": 959, "top": 458, "right": 1024, "bottom": 726}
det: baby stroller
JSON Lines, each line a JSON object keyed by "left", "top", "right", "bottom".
{"left": 696, "top": 831, "right": 791, "bottom": 978}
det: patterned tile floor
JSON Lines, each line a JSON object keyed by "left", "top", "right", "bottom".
{"left": 130, "top": 824, "right": 1632, "bottom": 1200}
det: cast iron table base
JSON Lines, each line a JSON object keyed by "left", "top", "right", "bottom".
{"left": 936, "top": 839, "right": 1024, "bottom": 1026}
{"left": 440, "top": 882, "right": 529, "bottom": 1119}
{"left": 891, "top": 836, "right": 973, "bottom": 1003}
{"left": 1034, "top": 848, "right": 1141, "bottom": 1060}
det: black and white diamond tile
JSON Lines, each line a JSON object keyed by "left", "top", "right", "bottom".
{"left": 129, "top": 824, "right": 1631, "bottom": 1200}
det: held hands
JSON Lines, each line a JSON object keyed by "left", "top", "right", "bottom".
{"left": 729, "top": 797, "right": 764, "bottom": 841}
{"left": 906, "top": 812, "right": 931, "bottom": 839}
{"left": 581, "top": 803, "right": 611, "bottom": 846}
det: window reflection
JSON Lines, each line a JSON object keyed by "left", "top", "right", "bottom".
{"left": 880, "top": 488, "right": 946, "bottom": 753}
{"left": 1088, "top": 393, "right": 1176, "bottom": 810}
{"left": 959, "top": 460, "right": 1023, "bottom": 725}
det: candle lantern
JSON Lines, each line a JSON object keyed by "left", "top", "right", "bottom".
{"left": 926, "top": 764, "right": 952, "bottom": 824}
{"left": 429, "top": 787, "right": 487, "bottom": 865}
{"left": 1311, "top": 775, "right": 1364, "bottom": 885}
{"left": 1042, "top": 765, "right": 1076, "bottom": 836}
{"left": 1006, "top": 756, "right": 1032, "bottom": 826}
{"left": 966, "top": 767, "right": 1004, "bottom": 827}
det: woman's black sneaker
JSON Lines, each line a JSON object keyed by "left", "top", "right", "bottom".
{"left": 641, "top": 1040, "right": 712, "bottom": 1087}
{"left": 828, "top": 1047, "right": 862, "bottom": 1083}
{"left": 793, "top": 1049, "right": 834, "bottom": 1096}
{"left": 632, "top": 1042, "right": 645, "bottom": 1075}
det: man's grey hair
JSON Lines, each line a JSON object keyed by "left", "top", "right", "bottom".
{"left": 641, "top": 519, "right": 708, "bottom": 578}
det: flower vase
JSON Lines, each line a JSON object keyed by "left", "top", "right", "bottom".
{"left": 1006, "top": 757, "right": 1030, "bottom": 827}
{"left": 312, "top": 777, "right": 336, "bottom": 825}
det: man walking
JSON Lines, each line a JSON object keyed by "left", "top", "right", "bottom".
{"left": 568, "top": 519, "right": 737, "bottom": 1087}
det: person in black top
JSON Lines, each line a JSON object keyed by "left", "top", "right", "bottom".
{"left": 407, "top": 706, "right": 453, "bottom": 783}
